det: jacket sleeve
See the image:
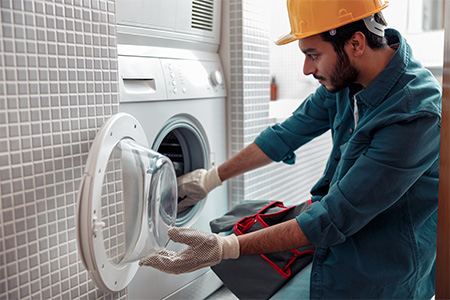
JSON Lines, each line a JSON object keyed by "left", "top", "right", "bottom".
{"left": 254, "top": 86, "right": 332, "bottom": 164}
{"left": 297, "top": 114, "right": 441, "bottom": 247}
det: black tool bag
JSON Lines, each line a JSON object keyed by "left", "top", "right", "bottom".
{"left": 210, "top": 200, "right": 315, "bottom": 300}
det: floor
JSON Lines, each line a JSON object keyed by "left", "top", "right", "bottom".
{"left": 206, "top": 286, "right": 239, "bottom": 300}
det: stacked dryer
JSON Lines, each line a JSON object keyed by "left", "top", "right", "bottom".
{"left": 115, "top": 0, "right": 229, "bottom": 299}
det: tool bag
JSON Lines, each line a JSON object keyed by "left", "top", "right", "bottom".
{"left": 210, "top": 200, "right": 315, "bottom": 300}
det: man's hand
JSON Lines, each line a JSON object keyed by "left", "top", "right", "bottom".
{"left": 139, "top": 227, "right": 239, "bottom": 274}
{"left": 177, "top": 168, "right": 222, "bottom": 212}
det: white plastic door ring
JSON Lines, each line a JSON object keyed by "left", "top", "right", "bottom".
{"left": 76, "top": 113, "right": 178, "bottom": 293}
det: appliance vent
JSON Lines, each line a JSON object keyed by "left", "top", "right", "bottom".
{"left": 191, "top": 0, "right": 214, "bottom": 31}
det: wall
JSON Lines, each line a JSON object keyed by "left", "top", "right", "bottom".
{"left": 384, "top": 0, "right": 444, "bottom": 83}
{"left": 220, "top": 0, "right": 271, "bottom": 205}
{"left": 268, "top": 0, "right": 319, "bottom": 100}
{"left": 0, "top": 1, "right": 126, "bottom": 299}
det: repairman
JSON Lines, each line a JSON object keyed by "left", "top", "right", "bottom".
{"left": 140, "top": 0, "right": 441, "bottom": 298}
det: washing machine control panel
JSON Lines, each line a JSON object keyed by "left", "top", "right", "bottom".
{"left": 119, "top": 55, "right": 226, "bottom": 102}
{"left": 161, "top": 59, "right": 226, "bottom": 100}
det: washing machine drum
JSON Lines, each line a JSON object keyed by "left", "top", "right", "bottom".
{"left": 76, "top": 113, "right": 177, "bottom": 293}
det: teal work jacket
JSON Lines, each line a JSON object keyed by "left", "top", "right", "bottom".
{"left": 254, "top": 29, "right": 441, "bottom": 299}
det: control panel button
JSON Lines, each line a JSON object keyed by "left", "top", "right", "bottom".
{"left": 210, "top": 70, "right": 223, "bottom": 86}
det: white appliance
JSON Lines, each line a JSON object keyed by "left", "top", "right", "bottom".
{"left": 118, "top": 45, "right": 228, "bottom": 299}
{"left": 116, "top": 0, "right": 221, "bottom": 52}
{"left": 75, "top": 45, "right": 229, "bottom": 297}
{"left": 115, "top": 0, "right": 228, "bottom": 298}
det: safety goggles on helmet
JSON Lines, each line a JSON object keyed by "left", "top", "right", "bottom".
{"left": 276, "top": 0, "right": 389, "bottom": 45}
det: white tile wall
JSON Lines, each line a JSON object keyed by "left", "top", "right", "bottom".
{"left": 0, "top": 0, "right": 125, "bottom": 299}
{"left": 225, "top": 0, "right": 270, "bottom": 205}
{"left": 221, "top": 0, "right": 331, "bottom": 206}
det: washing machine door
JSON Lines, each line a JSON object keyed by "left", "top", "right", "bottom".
{"left": 76, "top": 113, "right": 177, "bottom": 293}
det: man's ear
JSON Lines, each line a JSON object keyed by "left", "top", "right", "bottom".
{"left": 348, "top": 31, "right": 366, "bottom": 57}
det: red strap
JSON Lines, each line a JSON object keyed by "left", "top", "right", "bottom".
{"left": 233, "top": 200, "right": 315, "bottom": 278}
{"left": 260, "top": 249, "right": 315, "bottom": 279}
{"left": 234, "top": 201, "right": 287, "bottom": 235}
{"left": 234, "top": 200, "right": 313, "bottom": 234}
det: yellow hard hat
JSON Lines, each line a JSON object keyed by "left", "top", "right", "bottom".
{"left": 276, "top": 0, "right": 389, "bottom": 45}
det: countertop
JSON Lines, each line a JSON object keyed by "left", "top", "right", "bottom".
{"left": 269, "top": 98, "right": 303, "bottom": 121}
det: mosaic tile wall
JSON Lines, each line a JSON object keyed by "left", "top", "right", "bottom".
{"left": 222, "top": 0, "right": 332, "bottom": 206}
{"left": 0, "top": 0, "right": 126, "bottom": 299}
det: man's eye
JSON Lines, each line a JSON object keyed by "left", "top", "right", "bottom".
{"left": 309, "top": 54, "right": 317, "bottom": 60}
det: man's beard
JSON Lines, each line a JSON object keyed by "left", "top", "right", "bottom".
{"left": 324, "top": 51, "right": 359, "bottom": 94}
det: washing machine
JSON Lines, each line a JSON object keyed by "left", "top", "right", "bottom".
{"left": 76, "top": 45, "right": 228, "bottom": 298}
{"left": 118, "top": 44, "right": 228, "bottom": 299}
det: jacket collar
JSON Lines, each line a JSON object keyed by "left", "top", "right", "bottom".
{"left": 354, "top": 29, "right": 409, "bottom": 109}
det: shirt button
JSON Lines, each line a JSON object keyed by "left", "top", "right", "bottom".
{"left": 349, "top": 128, "right": 353, "bottom": 134}
{"left": 334, "top": 157, "right": 340, "bottom": 162}
{"left": 312, "top": 273, "right": 319, "bottom": 282}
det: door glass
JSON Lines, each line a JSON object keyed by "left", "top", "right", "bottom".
{"left": 98, "top": 138, "right": 177, "bottom": 266}
{"left": 118, "top": 138, "right": 177, "bottom": 263}
{"left": 101, "top": 145, "right": 126, "bottom": 266}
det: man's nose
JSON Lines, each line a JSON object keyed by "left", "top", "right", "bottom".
{"left": 303, "top": 58, "right": 316, "bottom": 76}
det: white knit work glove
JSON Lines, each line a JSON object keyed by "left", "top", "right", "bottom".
{"left": 138, "top": 227, "right": 239, "bottom": 274}
{"left": 177, "top": 168, "right": 222, "bottom": 212}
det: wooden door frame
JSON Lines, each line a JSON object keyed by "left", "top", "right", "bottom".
{"left": 436, "top": 2, "right": 450, "bottom": 299}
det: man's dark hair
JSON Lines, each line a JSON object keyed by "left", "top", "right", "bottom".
{"left": 319, "top": 12, "right": 388, "bottom": 54}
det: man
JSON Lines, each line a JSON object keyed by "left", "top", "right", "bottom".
{"left": 140, "top": 0, "right": 442, "bottom": 298}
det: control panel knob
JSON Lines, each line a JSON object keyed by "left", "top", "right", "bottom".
{"left": 210, "top": 70, "right": 223, "bottom": 86}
